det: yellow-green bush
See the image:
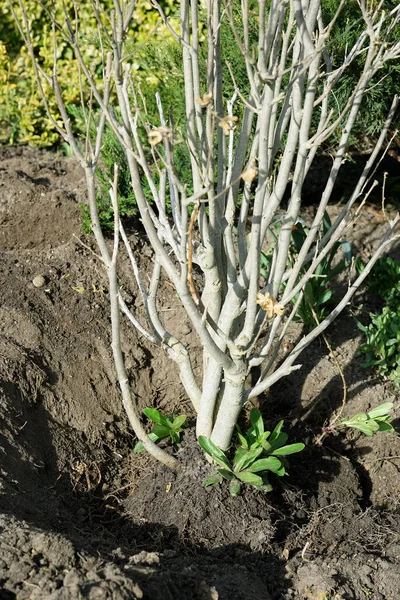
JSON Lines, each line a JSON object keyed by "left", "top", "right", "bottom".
{"left": 0, "top": 0, "right": 176, "bottom": 146}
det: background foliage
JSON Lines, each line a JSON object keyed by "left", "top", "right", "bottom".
{"left": 357, "top": 257, "right": 400, "bottom": 386}
{"left": 0, "top": 0, "right": 176, "bottom": 145}
{"left": 1, "top": 1, "right": 399, "bottom": 231}
{"left": 1, "top": 0, "right": 399, "bottom": 148}
{"left": 321, "top": 0, "right": 400, "bottom": 148}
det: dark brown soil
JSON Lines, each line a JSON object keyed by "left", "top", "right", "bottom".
{"left": 0, "top": 146, "right": 399, "bottom": 600}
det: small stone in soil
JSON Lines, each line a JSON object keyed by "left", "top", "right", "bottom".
{"left": 129, "top": 552, "right": 160, "bottom": 565}
{"left": 32, "top": 275, "right": 46, "bottom": 288}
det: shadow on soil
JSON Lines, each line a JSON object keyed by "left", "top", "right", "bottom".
{"left": 0, "top": 349, "right": 362, "bottom": 600}
{"left": 270, "top": 311, "right": 388, "bottom": 432}
{"left": 0, "top": 373, "right": 291, "bottom": 599}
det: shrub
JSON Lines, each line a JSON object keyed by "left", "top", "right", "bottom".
{"left": 13, "top": 0, "right": 400, "bottom": 472}
{"left": 4, "top": 0, "right": 399, "bottom": 149}
{"left": 357, "top": 272, "right": 400, "bottom": 386}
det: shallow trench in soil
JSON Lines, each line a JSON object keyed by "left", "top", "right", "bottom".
{"left": 0, "top": 146, "right": 400, "bottom": 600}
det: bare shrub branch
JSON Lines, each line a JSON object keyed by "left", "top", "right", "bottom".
{"left": 12, "top": 0, "right": 400, "bottom": 459}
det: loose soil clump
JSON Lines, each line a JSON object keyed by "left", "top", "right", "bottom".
{"left": 0, "top": 146, "right": 399, "bottom": 600}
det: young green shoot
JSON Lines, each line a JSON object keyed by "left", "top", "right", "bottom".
{"left": 199, "top": 409, "right": 304, "bottom": 496}
{"left": 322, "top": 402, "right": 394, "bottom": 437}
{"left": 133, "top": 408, "right": 187, "bottom": 453}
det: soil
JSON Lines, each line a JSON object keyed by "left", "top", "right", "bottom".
{"left": 0, "top": 145, "right": 400, "bottom": 600}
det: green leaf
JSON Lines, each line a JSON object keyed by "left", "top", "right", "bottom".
{"left": 133, "top": 432, "right": 159, "bottom": 453}
{"left": 346, "top": 422, "right": 375, "bottom": 436}
{"left": 355, "top": 318, "right": 368, "bottom": 333}
{"left": 169, "top": 430, "right": 180, "bottom": 444}
{"left": 269, "top": 431, "right": 288, "bottom": 451}
{"left": 350, "top": 413, "right": 369, "bottom": 422}
{"left": 316, "top": 289, "right": 332, "bottom": 306}
{"left": 202, "top": 473, "right": 222, "bottom": 487}
{"left": 234, "top": 445, "right": 263, "bottom": 472}
{"left": 237, "top": 430, "right": 248, "bottom": 449}
{"left": 272, "top": 443, "right": 305, "bottom": 456}
{"left": 171, "top": 415, "right": 187, "bottom": 430}
{"left": 217, "top": 468, "right": 234, "bottom": 481}
{"left": 367, "top": 403, "right": 393, "bottom": 419}
{"left": 269, "top": 420, "right": 284, "bottom": 445}
{"left": 262, "top": 440, "right": 272, "bottom": 452}
{"left": 250, "top": 408, "right": 264, "bottom": 438}
{"left": 230, "top": 479, "right": 241, "bottom": 497}
{"left": 198, "top": 436, "right": 232, "bottom": 470}
{"left": 143, "top": 408, "right": 168, "bottom": 426}
{"left": 377, "top": 421, "right": 394, "bottom": 433}
{"left": 367, "top": 419, "right": 380, "bottom": 431}
{"left": 275, "top": 464, "right": 287, "bottom": 477}
{"left": 322, "top": 210, "right": 332, "bottom": 232}
{"left": 386, "top": 339, "right": 398, "bottom": 347}
{"left": 257, "top": 483, "right": 273, "bottom": 493}
{"left": 247, "top": 456, "right": 282, "bottom": 473}
{"left": 374, "top": 414, "right": 392, "bottom": 423}
{"left": 233, "top": 446, "right": 248, "bottom": 466}
{"left": 236, "top": 471, "right": 263, "bottom": 486}
{"left": 153, "top": 423, "right": 172, "bottom": 439}
{"left": 257, "top": 431, "right": 272, "bottom": 450}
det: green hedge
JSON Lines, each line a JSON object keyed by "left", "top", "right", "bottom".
{"left": 0, "top": 0, "right": 176, "bottom": 146}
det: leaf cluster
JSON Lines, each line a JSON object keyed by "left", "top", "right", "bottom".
{"left": 356, "top": 257, "right": 400, "bottom": 386}
{"left": 290, "top": 212, "right": 351, "bottom": 329}
{"left": 261, "top": 211, "right": 350, "bottom": 330}
{"left": 367, "top": 257, "right": 400, "bottom": 309}
{"left": 133, "top": 408, "right": 187, "bottom": 453}
{"left": 339, "top": 402, "right": 394, "bottom": 436}
{"left": 199, "top": 409, "right": 304, "bottom": 497}
{"left": 319, "top": 0, "right": 400, "bottom": 149}
{"left": 357, "top": 306, "right": 400, "bottom": 386}
{"left": 79, "top": 118, "right": 138, "bottom": 232}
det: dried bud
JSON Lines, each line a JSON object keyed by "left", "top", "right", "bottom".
{"left": 196, "top": 92, "right": 213, "bottom": 108}
{"left": 256, "top": 291, "right": 285, "bottom": 319}
{"left": 283, "top": 342, "right": 294, "bottom": 354}
{"left": 242, "top": 159, "right": 258, "bottom": 183}
{"left": 218, "top": 115, "right": 238, "bottom": 135}
{"left": 148, "top": 127, "right": 172, "bottom": 147}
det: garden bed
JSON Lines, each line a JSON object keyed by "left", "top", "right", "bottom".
{"left": 0, "top": 146, "right": 399, "bottom": 600}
